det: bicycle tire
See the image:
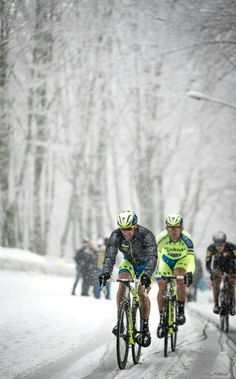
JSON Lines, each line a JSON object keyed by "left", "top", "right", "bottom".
{"left": 225, "top": 314, "right": 229, "bottom": 333}
{"left": 220, "top": 314, "right": 225, "bottom": 331}
{"left": 117, "top": 302, "right": 129, "bottom": 370}
{"left": 171, "top": 298, "right": 178, "bottom": 351}
{"left": 219, "top": 287, "right": 230, "bottom": 333}
{"left": 131, "top": 302, "right": 142, "bottom": 364}
{"left": 163, "top": 300, "right": 169, "bottom": 357}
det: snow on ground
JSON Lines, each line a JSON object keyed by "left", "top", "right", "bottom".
{"left": 0, "top": 247, "right": 235, "bottom": 379}
{"left": 0, "top": 269, "right": 116, "bottom": 379}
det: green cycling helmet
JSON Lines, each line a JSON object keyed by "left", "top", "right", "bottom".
{"left": 117, "top": 210, "right": 138, "bottom": 229}
{"left": 166, "top": 214, "right": 183, "bottom": 227}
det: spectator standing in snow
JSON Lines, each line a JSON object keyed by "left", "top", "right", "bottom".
{"left": 71, "top": 239, "right": 97, "bottom": 296}
{"left": 94, "top": 238, "right": 111, "bottom": 299}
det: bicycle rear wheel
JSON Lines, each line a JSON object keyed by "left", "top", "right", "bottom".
{"left": 163, "top": 300, "right": 169, "bottom": 357}
{"left": 117, "top": 302, "right": 129, "bottom": 370}
{"left": 131, "top": 302, "right": 142, "bottom": 364}
{"left": 171, "top": 298, "right": 178, "bottom": 351}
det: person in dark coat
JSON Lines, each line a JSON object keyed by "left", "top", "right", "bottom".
{"left": 72, "top": 239, "right": 97, "bottom": 296}
{"left": 94, "top": 238, "right": 111, "bottom": 299}
{"left": 187, "top": 257, "right": 203, "bottom": 301}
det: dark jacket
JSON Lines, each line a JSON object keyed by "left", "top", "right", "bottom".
{"left": 102, "top": 225, "right": 157, "bottom": 277}
{"left": 74, "top": 247, "right": 97, "bottom": 279}
{"left": 206, "top": 242, "right": 236, "bottom": 274}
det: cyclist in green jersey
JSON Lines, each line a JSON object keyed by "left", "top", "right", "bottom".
{"left": 156, "top": 214, "right": 196, "bottom": 338}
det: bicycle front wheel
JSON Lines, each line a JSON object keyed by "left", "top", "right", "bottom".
{"left": 117, "top": 302, "right": 129, "bottom": 370}
{"left": 131, "top": 302, "right": 142, "bottom": 364}
{"left": 225, "top": 314, "right": 229, "bottom": 333}
{"left": 220, "top": 291, "right": 230, "bottom": 333}
{"left": 163, "top": 300, "right": 169, "bottom": 357}
{"left": 171, "top": 298, "right": 178, "bottom": 351}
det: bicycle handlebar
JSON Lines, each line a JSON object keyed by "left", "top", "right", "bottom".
{"left": 103, "top": 277, "right": 149, "bottom": 297}
{"left": 155, "top": 274, "right": 185, "bottom": 280}
{"left": 107, "top": 278, "right": 140, "bottom": 283}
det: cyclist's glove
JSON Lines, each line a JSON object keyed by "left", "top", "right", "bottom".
{"left": 99, "top": 272, "right": 110, "bottom": 287}
{"left": 184, "top": 272, "right": 193, "bottom": 287}
{"left": 140, "top": 273, "right": 151, "bottom": 288}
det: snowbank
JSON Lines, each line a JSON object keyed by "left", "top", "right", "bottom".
{"left": 0, "top": 247, "right": 74, "bottom": 276}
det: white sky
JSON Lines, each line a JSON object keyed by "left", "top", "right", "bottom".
{"left": 0, "top": 247, "right": 235, "bottom": 379}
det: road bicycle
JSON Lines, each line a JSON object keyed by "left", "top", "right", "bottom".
{"left": 219, "top": 273, "right": 231, "bottom": 333}
{"left": 156, "top": 274, "right": 184, "bottom": 357}
{"left": 107, "top": 278, "right": 143, "bottom": 369}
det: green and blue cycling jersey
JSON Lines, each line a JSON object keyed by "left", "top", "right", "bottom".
{"left": 156, "top": 230, "right": 196, "bottom": 275}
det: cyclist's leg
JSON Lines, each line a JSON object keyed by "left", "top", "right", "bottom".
{"left": 135, "top": 263, "right": 152, "bottom": 347}
{"left": 157, "top": 256, "right": 171, "bottom": 310}
{"left": 117, "top": 259, "right": 134, "bottom": 309}
{"left": 112, "top": 259, "right": 134, "bottom": 336}
{"left": 138, "top": 284, "right": 151, "bottom": 319}
{"left": 135, "top": 262, "right": 152, "bottom": 320}
{"left": 174, "top": 266, "right": 186, "bottom": 325}
{"left": 156, "top": 256, "right": 172, "bottom": 338}
{"left": 174, "top": 256, "right": 191, "bottom": 325}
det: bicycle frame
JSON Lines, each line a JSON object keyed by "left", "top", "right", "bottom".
{"left": 166, "top": 279, "right": 176, "bottom": 334}
{"left": 129, "top": 284, "right": 140, "bottom": 344}
{"left": 155, "top": 274, "right": 184, "bottom": 357}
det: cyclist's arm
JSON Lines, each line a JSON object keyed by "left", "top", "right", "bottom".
{"left": 186, "top": 253, "right": 196, "bottom": 274}
{"left": 206, "top": 247, "right": 213, "bottom": 274}
{"left": 143, "top": 231, "right": 157, "bottom": 277}
{"left": 181, "top": 231, "right": 196, "bottom": 274}
{"left": 102, "top": 230, "right": 120, "bottom": 274}
{"left": 222, "top": 244, "right": 236, "bottom": 273}
{"left": 156, "top": 230, "right": 167, "bottom": 259}
{"left": 155, "top": 231, "right": 168, "bottom": 273}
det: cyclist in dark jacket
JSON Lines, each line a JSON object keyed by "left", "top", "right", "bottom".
{"left": 99, "top": 210, "right": 157, "bottom": 348}
{"left": 206, "top": 231, "right": 236, "bottom": 315}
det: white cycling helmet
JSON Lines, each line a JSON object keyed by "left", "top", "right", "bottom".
{"left": 117, "top": 210, "right": 138, "bottom": 229}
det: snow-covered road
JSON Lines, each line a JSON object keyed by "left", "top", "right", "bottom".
{"left": 0, "top": 270, "right": 235, "bottom": 379}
